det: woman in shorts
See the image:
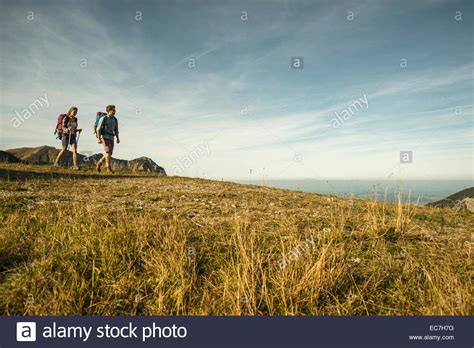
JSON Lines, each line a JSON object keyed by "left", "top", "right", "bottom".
{"left": 53, "top": 106, "right": 82, "bottom": 169}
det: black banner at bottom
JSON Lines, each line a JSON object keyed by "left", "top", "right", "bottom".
{"left": 1, "top": 316, "right": 471, "bottom": 347}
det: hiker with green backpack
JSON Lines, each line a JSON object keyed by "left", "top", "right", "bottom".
{"left": 94, "top": 104, "right": 120, "bottom": 173}
{"left": 53, "top": 106, "right": 82, "bottom": 169}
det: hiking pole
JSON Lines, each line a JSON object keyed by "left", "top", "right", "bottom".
{"left": 67, "top": 132, "right": 71, "bottom": 151}
{"left": 67, "top": 131, "right": 72, "bottom": 167}
{"left": 75, "top": 130, "right": 82, "bottom": 168}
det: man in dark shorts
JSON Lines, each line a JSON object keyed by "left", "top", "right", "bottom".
{"left": 96, "top": 105, "right": 120, "bottom": 173}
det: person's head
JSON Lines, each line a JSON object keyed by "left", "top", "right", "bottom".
{"left": 106, "top": 105, "right": 116, "bottom": 116}
{"left": 68, "top": 106, "right": 78, "bottom": 117}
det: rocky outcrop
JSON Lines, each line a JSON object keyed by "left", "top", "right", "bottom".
{"left": 427, "top": 187, "right": 474, "bottom": 212}
{"left": 127, "top": 157, "right": 166, "bottom": 174}
{"left": 452, "top": 198, "right": 474, "bottom": 213}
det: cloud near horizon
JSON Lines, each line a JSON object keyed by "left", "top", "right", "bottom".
{"left": 0, "top": 0, "right": 472, "bottom": 180}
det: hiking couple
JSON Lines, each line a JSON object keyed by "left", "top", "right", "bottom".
{"left": 53, "top": 104, "right": 120, "bottom": 173}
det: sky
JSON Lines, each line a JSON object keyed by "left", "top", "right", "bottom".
{"left": 0, "top": 0, "right": 472, "bottom": 180}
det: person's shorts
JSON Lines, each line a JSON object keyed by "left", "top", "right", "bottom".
{"left": 61, "top": 134, "right": 76, "bottom": 148}
{"left": 102, "top": 138, "right": 114, "bottom": 155}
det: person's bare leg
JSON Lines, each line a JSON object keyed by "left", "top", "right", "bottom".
{"left": 54, "top": 147, "right": 66, "bottom": 165}
{"left": 72, "top": 144, "right": 77, "bottom": 165}
{"left": 96, "top": 154, "right": 105, "bottom": 172}
{"left": 71, "top": 144, "right": 79, "bottom": 169}
{"left": 105, "top": 153, "right": 112, "bottom": 172}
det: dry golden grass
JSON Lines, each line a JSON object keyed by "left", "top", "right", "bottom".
{"left": 0, "top": 164, "right": 472, "bottom": 315}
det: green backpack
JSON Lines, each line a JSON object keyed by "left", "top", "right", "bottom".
{"left": 93, "top": 112, "right": 106, "bottom": 135}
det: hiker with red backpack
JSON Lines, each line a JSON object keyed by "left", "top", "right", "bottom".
{"left": 95, "top": 104, "right": 120, "bottom": 173}
{"left": 53, "top": 106, "right": 82, "bottom": 169}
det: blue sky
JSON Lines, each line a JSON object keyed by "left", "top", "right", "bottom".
{"left": 0, "top": 0, "right": 472, "bottom": 180}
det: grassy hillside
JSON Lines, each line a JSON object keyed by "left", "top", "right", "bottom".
{"left": 0, "top": 163, "right": 472, "bottom": 315}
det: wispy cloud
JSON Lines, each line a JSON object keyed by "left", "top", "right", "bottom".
{"left": 1, "top": 0, "right": 472, "bottom": 179}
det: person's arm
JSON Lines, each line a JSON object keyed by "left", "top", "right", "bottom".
{"left": 115, "top": 118, "right": 120, "bottom": 143}
{"left": 61, "top": 116, "right": 69, "bottom": 134}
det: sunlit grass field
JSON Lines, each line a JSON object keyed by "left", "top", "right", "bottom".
{"left": 0, "top": 164, "right": 472, "bottom": 315}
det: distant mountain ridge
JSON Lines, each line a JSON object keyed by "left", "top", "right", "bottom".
{"left": 427, "top": 187, "right": 474, "bottom": 212}
{"left": 3, "top": 146, "right": 166, "bottom": 174}
{"left": 0, "top": 150, "right": 22, "bottom": 163}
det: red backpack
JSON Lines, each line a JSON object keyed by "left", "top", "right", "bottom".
{"left": 54, "top": 114, "right": 68, "bottom": 140}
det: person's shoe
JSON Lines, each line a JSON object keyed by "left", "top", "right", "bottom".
{"left": 96, "top": 162, "right": 102, "bottom": 173}
{"left": 53, "top": 162, "right": 60, "bottom": 167}
{"left": 106, "top": 167, "right": 114, "bottom": 174}
{"left": 72, "top": 165, "right": 79, "bottom": 170}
